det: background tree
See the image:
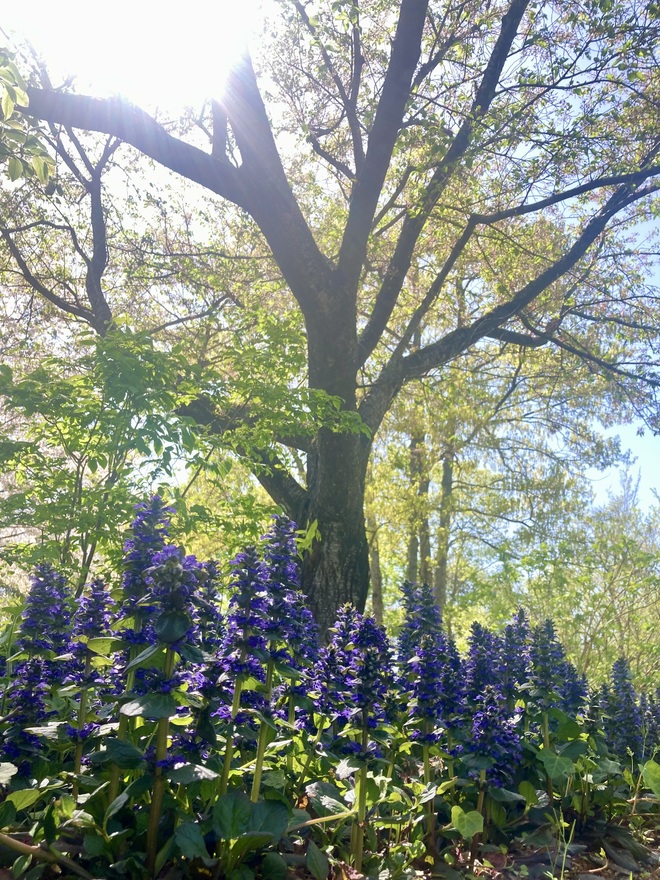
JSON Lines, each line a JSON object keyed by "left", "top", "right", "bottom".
{"left": 4, "top": 0, "right": 660, "bottom": 630}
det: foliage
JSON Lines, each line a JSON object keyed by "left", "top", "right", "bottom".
{"left": 0, "top": 49, "right": 52, "bottom": 182}
{"left": 0, "top": 501, "right": 658, "bottom": 880}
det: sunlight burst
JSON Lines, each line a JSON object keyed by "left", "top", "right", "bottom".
{"left": 3, "top": 0, "right": 260, "bottom": 112}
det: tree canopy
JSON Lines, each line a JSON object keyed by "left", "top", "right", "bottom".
{"left": 2, "top": 0, "right": 660, "bottom": 629}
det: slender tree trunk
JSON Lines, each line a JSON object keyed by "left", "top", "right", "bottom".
{"left": 366, "top": 510, "right": 384, "bottom": 625}
{"left": 433, "top": 453, "right": 454, "bottom": 613}
{"left": 406, "top": 530, "right": 419, "bottom": 584}
{"left": 419, "top": 485, "right": 431, "bottom": 585}
{"left": 406, "top": 431, "right": 430, "bottom": 583}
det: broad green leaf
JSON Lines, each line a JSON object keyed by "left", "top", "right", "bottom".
{"left": 7, "top": 788, "right": 46, "bottom": 811}
{"left": 124, "top": 642, "right": 163, "bottom": 671}
{"left": 168, "top": 762, "right": 219, "bottom": 784}
{"left": 2, "top": 87, "right": 15, "bottom": 120}
{"left": 89, "top": 738, "right": 145, "bottom": 769}
{"left": 306, "top": 839, "right": 330, "bottom": 880}
{"left": 229, "top": 831, "right": 274, "bottom": 861}
{"left": 641, "top": 760, "right": 660, "bottom": 798}
{"left": 86, "top": 637, "right": 125, "bottom": 656}
{"left": 120, "top": 692, "right": 178, "bottom": 720}
{"left": 0, "top": 800, "right": 16, "bottom": 828}
{"left": 155, "top": 609, "right": 192, "bottom": 643}
{"left": 260, "top": 852, "right": 288, "bottom": 880}
{"left": 104, "top": 791, "right": 129, "bottom": 825}
{"left": 450, "top": 806, "right": 483, "bottom": 840}
{"left": 249, "top": 800, "right": 289, "bottom": 841}
{"left": 7, "top": 156, "right": 22, "bottom": 180}
{"left": 336, "top": 756, "right": 362, "bottom": 779}
{"left": 213, "top": 790, "right": 252, "bottom": 840}
{"left": 518, "top": 780, "right": 539, "bottom": 807}
{"left": 538, "top": 751, "right": 576, "bottom": 780}
{"left": 175, "top": 822, "right": 209, "bottom": 859}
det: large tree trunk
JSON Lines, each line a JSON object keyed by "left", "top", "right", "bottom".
{"left": 301, "top": 429, "right": 371, "bottom": 636}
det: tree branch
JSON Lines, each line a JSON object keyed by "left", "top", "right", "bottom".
{"left": 359, "top": 179, "right": 658, "bottom": 433}
{"left": 357, "top": 0, "right": 532, "bottom": 365}
{"left": 23, "top": 87, "right": 246, "bottom": 204}
{"left": 338, "top": 0, "right": 429, "bottom": 289}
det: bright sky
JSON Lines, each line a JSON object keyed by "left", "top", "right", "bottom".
{"left": 2, "top": 0, "right": 261, "bottom": 111}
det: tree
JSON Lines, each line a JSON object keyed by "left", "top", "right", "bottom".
{"left": 366, "top": 339, "right": 628, "bottom": 625}
{"left": 7, "top": 0, "right": 660, "bottom": 630}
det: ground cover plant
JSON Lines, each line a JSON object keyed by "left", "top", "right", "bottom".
{"left": 0, "top": 498, "right": 658, "bottom": 880}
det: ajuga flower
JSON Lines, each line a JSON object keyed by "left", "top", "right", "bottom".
{"left": 465, "top": 622, "right": 505, "bottom": 705}
{"left": 398, "top": 581, "right": 443, "bottom": 664}
{"left": 0, "top": 658, "right": 50, "bottom": 768}
{"left": 606, "top": 657, "right": 643, "bottom": 762}
{"left": 528, "top": 620, "right": 566, "bottom": 711}
{"left": 460, "top": 684, "right": 522, "bottom": 787}
{"left": 194, "top": 560, "right": 225, "bottom": 652}
{"left": 16, "top": 563, "right": 72, "bottom": 685}
{"left": 558, "top": 659, "right": 587, "bottom": 718}
{"left": 502, "top": 608, "right": 531, "bottom": 706}
{"left": 318, "top": 605, "right": 394, "bottom": 736}
{"left": 261, "top": 516, "right": 319, "bottom": 667}
{"left": 74, "top": 578, "right": 115, "bottom": 640}
{"left": 397, "top": 582, "right": 463, "bottom": 741}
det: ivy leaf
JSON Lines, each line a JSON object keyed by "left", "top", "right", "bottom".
{"left": 451, "top": 806, "right": 484, "bottom": 840}
{"left": 538, "top": 752, "right": 575, "bottom": 781}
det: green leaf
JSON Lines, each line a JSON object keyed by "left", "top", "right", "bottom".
{"left": 641, "top": 760, "right": 660, "bottom": 798}
{"left": 450, "top": 806, "right": 484, "bottom": 840}
{"left": 86, "top": 637, "right": 125, "bottom": 656}
{"left": 260, "top": 852, "right": 288, "bottom": 880}
{"left": 213, "top": 790, "right": 252, "bottom": 840}
{"left": 155, "top": 609, "right": 192, "bottom": 643}
{"left": 175, "top": 822, "right": 209, "bottom": 859}
{"left": 0, "top": 762, "right": 18, "bottom": 785}
{"left": 83, "top": 833, "right": 109, "bottom": 858}
{"left": 0, "top": 800, "right": 16, "bottom": 829}
{"left": 120, "top": 692, "right": 178, "bottom": 720}
{"left": 249, "top": 800, "right": 289, "bottom": 841}
{"left": 2, "top": 88, "right": 15, "bottom": 120}
{"left": 178, "top": 642, "right": 206, "bottom": 663}
{"left": 104, "top": 791, "right": 129, "bottom": 825}
{"left": 167, "top": 762, "right": 220, "bottom": 784}
{"left": 124, "top": 641, "right": 163, "bottom": 671}
{"left": 559, "top": 739, "right": 588, "bottom": 760}
{"left": 336, "top": 756, "right": 362, "bottom": 779}
{"left": 488, "top": 787, "right": 525, "bottom": 803}
{"left": 306, "top": 839, "right": 329, "bottom": 880}
{"left": 538, "top": 751, "right": 576, "bottom": 781}
{"left": 229, "top": 831, "right": 274, "bottom": 861}
{"left": 89, "top": 738, "right": 145, "bottom": 769}
{"left": 7, "top": 156, "right": 22, "bottom": 180}
{"left": 7, "top": 788, "right": 46, "bottom": 811}
{"left": 518, "top": 780, "right": 539, "bottom": 807}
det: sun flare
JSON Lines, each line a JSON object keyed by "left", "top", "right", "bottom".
{"left": 3, "top": 0, "right": 260, "bottom": 112}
